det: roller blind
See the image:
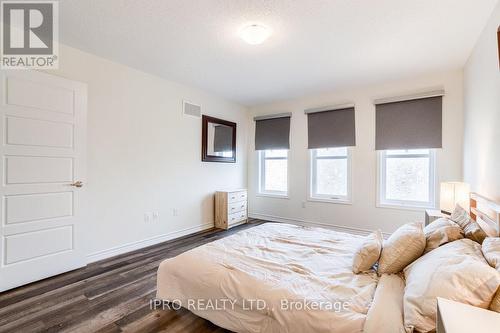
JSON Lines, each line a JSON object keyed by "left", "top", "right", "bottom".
{"left": 213, "top": 125, "right": 233, "bottom": 152}
{"left": 375, "top": 96, "right": 442, "bottom": 150}
{"left": 306, "top": 107, "right": 356, "bottom": 149}
{"left": 254, "top": 114, "right": 291, "bottom": 150}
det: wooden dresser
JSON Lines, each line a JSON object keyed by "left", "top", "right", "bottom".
{"left": 215, "top": 189, "right": 248, "bottom": 229}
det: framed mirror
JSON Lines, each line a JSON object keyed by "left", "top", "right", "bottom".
{"left": 202, "top": 115, "right": 236, "bottom": 163}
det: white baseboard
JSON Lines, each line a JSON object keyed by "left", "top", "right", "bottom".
{"left": 249, "top": 212, "right": 391, "bottom": 238}
{"left": 86, "top": 222, "right": 214, "bottom": 263}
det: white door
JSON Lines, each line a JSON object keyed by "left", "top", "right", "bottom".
{"left": 0, "top": 70, "right": 87, "bottom": 292}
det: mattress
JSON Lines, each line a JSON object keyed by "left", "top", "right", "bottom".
{"left": 157, "top": 223, "right": 387, "bottom": 333}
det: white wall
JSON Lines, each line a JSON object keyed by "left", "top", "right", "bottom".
{"left": 248, "top": 71, "right": 464, "bottom": 234}
{"left": 49, "top": 45, "right": 248, "bottom": 261}
{"left": 463, "top": 2, "right": 500, "bottom": 201}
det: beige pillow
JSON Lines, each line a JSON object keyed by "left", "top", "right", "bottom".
{"left": 482, "top": 237, "right": 500, "bottom": 270}
{"left": 423, "top": 218, "right": 464, "bottom": 253}
{"left": 450, "top": 204, "right": 487, "bottom": 244}
{"left": 352, "top": 230, "right": 383, "bottom": 273}
{"left": 363, "top": 274, "right": 406, "bottom": 333}
{"left": 403, "top": 239, "right": 500, "bottom": 332}
{"left": 378, "top": 222, "right": 426, "bottom": 275}
{"left": 491, "top": 288, "right": 500, "bottom": 312}
{"left": 482, "top": 237, "right": 500, "bottom": 312}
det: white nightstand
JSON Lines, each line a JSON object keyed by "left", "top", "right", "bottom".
{"left": 437, "top": 298, "right": 500, "bottom": 333}
{"left": 425, "top": 209, "right": 447, "bottom": 226}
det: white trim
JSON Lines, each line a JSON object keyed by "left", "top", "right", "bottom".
{"left": 304, "top": 103, "right": 355, "bottom": 114}
{"left": 86, "top": 222, "right": 214, "bottom": 263}
{"left": 377, "top": 149, "right": 437, "bottom": 210}
{"left": 374, "top": 89, "right": 445, "bottom": 105}
{"left": 258, "top": 150, "right": 289, "bottom": 197}
{"left": 307, "top": 197, "right": 352, "bottom": 205}
{"left": 308, "top": 147, "right": 352, "bottom": 204}
{"left": 249, "top": 213, "right": 390, "bottom": 238}
{"left": 256, "top": 193, "right": 290, "bottom": 199}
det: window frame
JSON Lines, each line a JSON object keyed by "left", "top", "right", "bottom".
{"left": 377, "top": 149, "right": 437, "bottom": 210}
{"left": 258, "top": 149, "right": 289, "bottom": 198}
{"left": 308, "top": 147, "right": 352, "bottom": 204}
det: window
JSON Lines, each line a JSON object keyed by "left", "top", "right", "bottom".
{"left": 378, "top": 149, "right": 436, "bottom": 209}
{"left": 310, "top": 147, "right": 351, "bottom": 202}
{"left": 259, "top": 149, "right": 288, "bottom": 196}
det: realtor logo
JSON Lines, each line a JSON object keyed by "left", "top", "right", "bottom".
{"left": 1, "top": 0, "right": 58, "bottom": 68}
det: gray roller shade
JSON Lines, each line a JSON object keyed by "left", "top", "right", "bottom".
{"left": 213, "top": 125, "right": 233, "bottom": 152}
{"left": 307, "top": 107, "right": 356, "bottom": 149}
{"left": 254, "top": 116, "right": 291, "bottom": 150}
{"left": 375, "top": 96, "right": 442, "bottom": 150}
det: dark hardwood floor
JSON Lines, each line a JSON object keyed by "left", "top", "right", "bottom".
{"left": 0, "top": 219, "right": 265, "bottom": 333}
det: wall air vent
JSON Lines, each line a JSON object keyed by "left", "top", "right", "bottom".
{"left": 183, "top": 100, "right": 201, "bottom": 118}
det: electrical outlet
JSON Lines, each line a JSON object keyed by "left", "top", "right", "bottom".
{"left": 153, "top": 212, "right": 159, "bottom": 221}
{"left": 173, "top": 208, "right": 178, "bottom": 217}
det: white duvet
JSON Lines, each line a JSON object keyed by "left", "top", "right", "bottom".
{"left": 157, "top": 223, "right": 404, "bottom": 333}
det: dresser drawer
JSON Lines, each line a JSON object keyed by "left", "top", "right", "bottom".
{"left": 228, "top": 191, "right": 247, "bottom": 203}
{"left": 228, "top": 200, "right": 247, "bottom": 214}
{"left": 228, "top": 211, "right": 247, "bottom": 225}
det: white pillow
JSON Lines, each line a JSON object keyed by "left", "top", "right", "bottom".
{"left": 403, "top": 239, "right": 500, "bottom": 332}
{"left": 423, "top": 218, "right": 464, "bottom": 253}
{"left": 378, "top": 222, "right": 426, "bottom": 275}
{"left": 352, "top": 230, "right": 383, "bottom": 273}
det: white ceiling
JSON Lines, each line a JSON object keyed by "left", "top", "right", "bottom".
{"left": 60, "top": 0, "right": 499, "bottom": 106}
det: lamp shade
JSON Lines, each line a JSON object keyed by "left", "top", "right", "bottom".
{"left": 440, "top": 182, "right": 470, "bottom": 213}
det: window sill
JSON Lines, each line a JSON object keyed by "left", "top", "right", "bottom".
{"left": 307, "top": 197, "right": 352, "bottom": 205}
{"left": 256, "top": 193, "right": 290, "bottom": 199}
{"left": 377, "top": 202, "right": 436, "bottom": 212}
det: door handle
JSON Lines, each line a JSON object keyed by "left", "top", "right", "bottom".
{"left": 70, "top": 181, "right": 84, "bottom": 188}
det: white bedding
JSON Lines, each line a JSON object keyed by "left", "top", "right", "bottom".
{"left": 157, "top": 223, "right": 402, "bottom": 333}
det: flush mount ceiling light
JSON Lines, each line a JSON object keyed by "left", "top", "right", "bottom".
{"left": 239, "top": 24, "right": 271, "bottom": 45}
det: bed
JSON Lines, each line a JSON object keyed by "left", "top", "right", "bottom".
{"left": 156, "top": 223, "right": 405, "bottom": 333}
{"left": 157, "top": 193, "right": 500, "bottom": 333}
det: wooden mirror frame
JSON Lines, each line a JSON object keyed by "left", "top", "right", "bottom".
{"left": 497, "top": 26, "right": 500, "bottom": 69}
{"left": 201, "top": 115, "right": 237, "bottom": 163}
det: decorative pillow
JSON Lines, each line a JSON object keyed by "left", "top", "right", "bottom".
{"left": 378, "top": 222, "right": 426, "bottom": 275}
{"left": 423, "top": 218, "right": 464, "bottom": 253}
{"left": 482, "top": 237, "right": 500, "bottom": 312}
{"left": 403, "top": 239, "right": 500, "bottom": 332}
{"left": 450, "top": 204, "right": 487, "bottom": 244}
{"left": 352, "top": 230, "right": 383, "bottom": 273}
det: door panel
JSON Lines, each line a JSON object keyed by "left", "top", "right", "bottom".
{"left": 6, "top": 116, "right": 74, "bottom": 148}
{"left": 0, "top": 70, "right": 87, "bottom": 292}
{"left": 5, "top": 192, "right": 73, "bottom": 225}
{"left": 6, "top": 76, "right": 75, "bottom": 114}
{"left": 5, "top": 156, "right": 73, "bottom": 184}
{"left": 4, "top": 226, "right": 73, "bottom": 264}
